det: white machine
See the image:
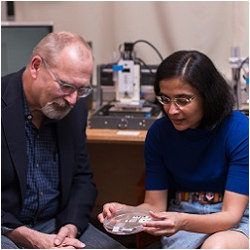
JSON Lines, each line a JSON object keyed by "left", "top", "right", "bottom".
{"left": 229, "top": 47, "right": 249, "bottom": 111}
{"left": 113, "top": 59, "right": 140, "bottom": 106}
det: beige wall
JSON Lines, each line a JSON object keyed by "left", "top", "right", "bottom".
{"left": 4, "top": 1, "right": 250, "bottom": 82}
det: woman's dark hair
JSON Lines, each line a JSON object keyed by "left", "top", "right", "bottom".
{"left": 155, "top": 50, "right": 235, "bottom": 129}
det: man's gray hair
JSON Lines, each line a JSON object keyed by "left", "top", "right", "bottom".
{"left": 31, "top": 31, "right": 91, "bottom": 67}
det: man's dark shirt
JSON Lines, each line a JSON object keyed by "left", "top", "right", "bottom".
{"left": 19, "top": 95, "right": 60, "bottom": 225}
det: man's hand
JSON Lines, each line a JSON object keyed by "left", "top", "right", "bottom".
{"left": 5, "top": 226, "right": 62, "bottom": 248}
{"left": 52, "top": 237, "right": 85, "bottom": 249}
{"left": 5, "top": 225, "right": 85, "bottom": 249}
{"left": 54, "top": 224, "right": 85, "bottom": 249}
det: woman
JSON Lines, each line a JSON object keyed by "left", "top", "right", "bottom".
{"left": 98, "top": 50, "right": 249, "bottom": 249}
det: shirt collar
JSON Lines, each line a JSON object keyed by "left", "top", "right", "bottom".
{"left": 23, "top": 93, "right": 33, "bottom": 121}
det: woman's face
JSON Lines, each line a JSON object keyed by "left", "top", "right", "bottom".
{"left": 159, "top": 78, "right": 204, "bottom": 131}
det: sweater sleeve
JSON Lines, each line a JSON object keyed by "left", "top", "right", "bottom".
{"left": 225, "top": 113, "right": 249, "bottom": 195}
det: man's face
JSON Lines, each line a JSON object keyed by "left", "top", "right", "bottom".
{"left": 40, "top": 98, "right": 73, "bottom": 120}
{"left": 37, "top": 47, "right": 93, "bottom": 120}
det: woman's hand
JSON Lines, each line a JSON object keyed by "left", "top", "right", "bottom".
{"left": 143, "top": 211, "right": 184, "bottom": 237}
{"left": 98, "top": 202, "right": 129, "bottom": 223}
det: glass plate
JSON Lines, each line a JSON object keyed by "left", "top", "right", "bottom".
{"left": 103, "top": 209, "right": 155, "bottom": 235}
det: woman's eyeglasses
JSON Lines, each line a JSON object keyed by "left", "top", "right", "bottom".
{"left": 42, "top": 58, "right": 93, "bottom": 98}
{"left": 156, "top": 95, "right": 195, "bottom": 109}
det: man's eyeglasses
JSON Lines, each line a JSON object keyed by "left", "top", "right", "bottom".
{"left": 156, "top": 95, "right": 195, "bottom": 109}
{"left": 42, "top": 58, "right": 93, "bottom": 98}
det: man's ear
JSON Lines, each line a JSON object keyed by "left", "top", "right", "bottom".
{"left": 30, "top": 56, "right": 43, "bottom": 79}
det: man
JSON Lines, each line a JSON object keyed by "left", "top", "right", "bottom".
{"left": 2, "top": 31, "right": 124, "bottom": 249}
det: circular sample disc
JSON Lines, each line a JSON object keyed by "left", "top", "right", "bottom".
{"left": 103, "top": 210, "right": 154, "bottom": 235}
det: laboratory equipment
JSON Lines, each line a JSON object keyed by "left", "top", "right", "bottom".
{"left": 89, "top": 40, "right": 163, "bottom": 130}
{"left": 229, "top": 47, "right": 249, "bottom": 113}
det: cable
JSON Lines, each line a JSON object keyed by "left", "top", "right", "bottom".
{"left": 118, "top": 40, "right": 164, "bottom": 62}
{"left": 133, "top": 57, "right": 155, "bottom": 76}
{"left": 236, "top": 57, "right": 249, "bottom": 80}
{"left": 118, "top": 43, "right": 123, "bottom": 55}
{"left": 133, "top": 39, "right": 164, "bottom": 61}
{"left": 240, "top": 57, "right": 249, "bottom": 68}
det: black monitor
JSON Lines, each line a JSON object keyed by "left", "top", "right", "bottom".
{"left": 1, "top": 21, "right": 53, "bottom": 76}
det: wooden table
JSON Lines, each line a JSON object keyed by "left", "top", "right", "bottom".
{"left": 86, "top": 128, "right": 147, "bottom": 144}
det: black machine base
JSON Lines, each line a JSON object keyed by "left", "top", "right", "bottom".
{"left": 88, "top": 104, "right": 162, "bottom": 130}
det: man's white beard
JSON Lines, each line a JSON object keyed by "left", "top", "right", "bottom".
{"left": 41, "top": 98, "right": 73, "bottom": 120}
